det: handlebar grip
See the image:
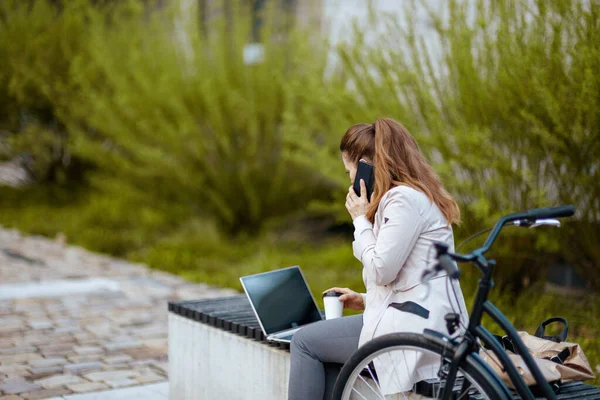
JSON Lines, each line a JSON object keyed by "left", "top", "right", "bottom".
{"left": 437, "top": 254, "right": 461, "bottom": 280}
{"left": 525, "top": 205, "right": 575, "bottom": 220}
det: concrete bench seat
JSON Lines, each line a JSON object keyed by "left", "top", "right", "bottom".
{"left": 167, "top": 296, "right": 600, "bottom": 400}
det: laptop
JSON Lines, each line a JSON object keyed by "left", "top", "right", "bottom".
{"left": 240, "top": 266, "right": 323, "bottom": 343}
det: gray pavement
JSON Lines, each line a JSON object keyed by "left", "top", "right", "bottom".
{"left": 0, "top": 227, "right": 236, "bottom": 399}
{"left": 45, "top": 382, "right": 168, "bottom": 400}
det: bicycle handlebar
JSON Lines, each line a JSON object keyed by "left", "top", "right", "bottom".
{"left": 524, "top": 205, "right": 575, "bottom": 220}
{"left": 425, "top": 205, "right": 575, "bottom": 281}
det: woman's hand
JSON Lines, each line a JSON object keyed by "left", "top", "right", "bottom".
{"left": 323, "top": 287, "right": 365, "bottom": 310}
{"left": 346, "top": 179, "right": 370, "bottom": 221}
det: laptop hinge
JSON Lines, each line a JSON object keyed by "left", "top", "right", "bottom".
{"left": 271, "top": 327, "right": 301, "bottom": 338}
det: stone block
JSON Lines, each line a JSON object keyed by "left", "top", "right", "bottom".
{"left": 28, "top": 358, "right": 67, "bottom": 369}
{"left": 73, "top": 346, "right": 102, "bottom": 355}
{"left": 28, "top": 366, "right": 64, "bottom": 380}
{"left": 136, "top": 372, "right": 165, "bottom": 384}
{"left": 66, "top": 381, "right": 108, "bottom": 393}
{"left": 0, "top": 346, "right": 37, "bottom": 355}
{"left": 105, "top": 378, "right": 137, "bottom": 388}
{"left": 21, "top": 387, "right": 72, "bottom": 400}
{"left": 66, "top": 354, "right": 102, "bottom": 364}
{"left": 28, "top": 321, "right": 53, "bottom": 330}
{"left": 0, "top": 381, "right": 42, "bottom": 395}
{"left": 103, "top": 341, "right": 142, "bottom": 352}
{"left": 84, "top": 370, "right": 139, "bottom": 382}
{"left": 0, "top": 353, "right": 41, "bottom": 364}
{"left": 102, "top": 355, "right": 133, "bottom": 365}
{"left": 63, "top": 362, "right": 104, "bottom": 375}
{"left": 34, "top": 374, "right": 84, "bottom": 389}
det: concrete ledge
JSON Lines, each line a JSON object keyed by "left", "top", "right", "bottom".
{"left": 168, "top": 313, "right": 291, "bottom": 400}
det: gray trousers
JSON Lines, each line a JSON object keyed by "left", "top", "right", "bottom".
{"left": 288, "top": 314, "right": 363, "bottom": 400}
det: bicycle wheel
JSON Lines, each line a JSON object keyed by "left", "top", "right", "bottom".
{"left": 332, "top": 333, "right": 509, "bottom": 400}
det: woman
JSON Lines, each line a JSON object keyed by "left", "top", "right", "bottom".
{"left": 287, "top": 118, "right": 468, "bottom": 400}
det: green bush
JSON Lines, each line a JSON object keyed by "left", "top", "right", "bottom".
{"left": 0, "top": 0, "right": 92, "bottom": 181}
{"left": 287, "top": 0, "right": 600, "bottom": 289}
{"left": 62, "top": 0, "right": 335, "bottom": 234}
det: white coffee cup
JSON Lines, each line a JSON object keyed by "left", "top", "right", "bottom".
{"left": 323, "top": 291, "right": 344, "bottom": 319}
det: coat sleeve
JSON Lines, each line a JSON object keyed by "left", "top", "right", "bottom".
{"left": 352, "top": 191, "right": 425, "bottom": 286}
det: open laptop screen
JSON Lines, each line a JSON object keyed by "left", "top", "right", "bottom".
{"left": 241, "top": 266, "right": 323, "bottom": 335}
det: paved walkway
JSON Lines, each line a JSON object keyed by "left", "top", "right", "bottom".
{"left": 0, "top": 227, "right": 237, "bottom": 399}
{"left": 45, "top": 382, "right": 168, "bottom": 400}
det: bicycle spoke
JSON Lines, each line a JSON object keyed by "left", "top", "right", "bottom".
{"left": 350, "top": 386, "right": 369, "bottom": 400}
{"left": 355, "top": 375, "right": 385, "bottom": 400}
{"left": 366, "top": 362, "right": 383, "bottom": 394}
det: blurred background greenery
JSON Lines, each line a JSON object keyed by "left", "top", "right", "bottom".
{"left": 0, "top": 0, "right": 598, "bottom": 383}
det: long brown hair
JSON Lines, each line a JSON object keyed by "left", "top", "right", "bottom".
{"left": 340, "top": 118, "right": 460, "bottom": 225}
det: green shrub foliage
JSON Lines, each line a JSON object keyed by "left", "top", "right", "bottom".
{"left": 287, "top": 0, "right": 600, "bottom": 288}
{"left": 0, "top": 0, "right": 598, "bottom": 286}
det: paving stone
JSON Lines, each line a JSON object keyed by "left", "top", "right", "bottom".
{"left": 103, "top": 341, "right": 142, "bottom": 352}
{"left": 124, "top": 347, "right": 165, "bottom": 361}
{"left": 66, "top": 381, "right": 108, "bottom": 393}
{"left": 135, "top": 372, "right": 165, "bottom": 384}
{"left": 63, "top": 362, "right": 104, "bottom": 375}
{"left": 66, "top": 355, "right": 102, "bottom": 364}
{"left": 0, "top": 395, "right": 23, "bottom": 400}
{"left": 52, "top": 327, "right": 81, "bottom": 335}
{"left": 102, "top": 363, "right": 129, "bottom": 370}
{"left": 0, "top": 318, "right": 23, "bottom": 325}
{"left": 72, "top": 346, "right": 102, "bottom": 355}
{"left": 21, "top": 387, "right": 72, "bottom": 400}
{"left": 28, "top": 366, "right": 64, "bottom": 380}
{"left": 0, "top": 377, "right": 26, "bottom": 385}
{"left": 102, "top": 355, "right": 133, "bottom": 365}
{"left": 28, "top": 321, "right": 53, "bottom": 330}
{"left": 34, "top": 374, "right": 84, "bottom": 389}
{"left": 83, "top": 324, "right": 111, "bottom": 336}
{"left": 0, "top": 346, "right": 37, "bottom": 355}
{"left": 105, "top": 378, "right": 138, "bottom": 388}
{"left": 74, "top": 339, "right": 103, "bottom": 346}
{"left": 149, "top": 362, "right": 168, "bottom": 375}
{"left": 53, "top": 318, "right": 76, "bottom": 327}
{"left": 37, "top": 344, "right": 72, "bottom": 354}
{"left": 0, "top": 381, "right": 42, "bottom": 394}
{"left": 141, "top": 339, "right": 167, "bottom": 349}
{"left": 0, "top": 339, "right": 16, "bottom": 349}
{"left": 129, "top": 359, "right": 155, "bottom": 368}
{"left": 84, "top": 370, "right": 139, "bottom": 382}
{"left": 0, "top": 366, "right": 30, "bottom": 376}
{"left": 0, "top": 354, "right": 41, "bottom": 364}
{"left": 28, "top": 358, "right": 67, "bottom": 369}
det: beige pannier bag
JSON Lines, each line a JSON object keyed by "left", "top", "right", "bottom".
{"left": 481, "top": 317, "right": 595, "bottom": 390}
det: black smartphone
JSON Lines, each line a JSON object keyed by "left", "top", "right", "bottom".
{"left": 353, "top": 160, "right": 375, "bottom": 201}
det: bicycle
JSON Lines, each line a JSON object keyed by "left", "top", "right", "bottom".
{"left": 332, "top": 205, "right": 576, "bottom": 400}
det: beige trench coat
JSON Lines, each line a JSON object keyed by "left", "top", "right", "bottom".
{"left": 352, "top": 186, "right": 469, "bottom": 395}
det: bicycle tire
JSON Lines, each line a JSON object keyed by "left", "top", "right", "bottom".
{"left": 332, "top": 332, "right": 511, "bottom": 400}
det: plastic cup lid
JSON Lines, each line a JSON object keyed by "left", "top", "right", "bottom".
{"left": 322, "top": 291, "right": 343, "bottom": 298}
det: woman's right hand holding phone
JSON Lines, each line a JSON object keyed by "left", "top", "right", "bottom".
{"left": 322, "top": 287, "right": 365, "bottom": 310}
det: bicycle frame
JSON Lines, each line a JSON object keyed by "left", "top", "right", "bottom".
{"left": 434, "top": 206, "right": 575, "bottom": 400}
{"left": 434, "top": 259, "right": 558, "bottom": 400}
{"left": 471, "top": 262, "right": 556, "bottom": 400}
